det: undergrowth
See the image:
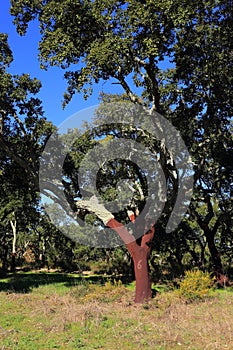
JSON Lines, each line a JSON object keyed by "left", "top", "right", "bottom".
{"left": 177, "top": 269, "right": 214, "bottom": 301}
{"left": 0, "top": 272, "right": 232, "bottom": 349}
{"left": 70, "top": 279, "right": 130, "bottom": 303}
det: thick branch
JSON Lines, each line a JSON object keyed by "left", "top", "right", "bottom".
{"left": 141, "top": 226, "right": 155, "bottom": 257}
{"left": 75, "top": 196, "right": 114, "bottom": 225}
{"left": 134, "top": 57, "right": 148, "bottom": 68}
{"left": 145, "top": 57, "right": 160, "bottom": 112}
{"left": 115, "top": 67, "right": 144, "bottom": 105}
{"left": 212, "top": 213, "right": 230, "bottom": 236}
{"left": 204, "top": 194, "right": 214, "bottom": 224}
{"left": 76, "top": 196, "right": 137, "bottom": 248}
{"left": 13, "top": 113, "right": 27, "bottom": 137}
{"left": 189, "top": 205, "right": 209, "bottom": 231}
{"left": 107, "top": 218, "right": 138, "bottom": 250}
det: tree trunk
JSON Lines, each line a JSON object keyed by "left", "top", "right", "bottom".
{"left": 39, "top": 238, "right": 46, "bottom": 268}
{"left": 77, "top": 197, "right": 155, "bottom": 303}
{"left": 132, "top": 247, "right": 152, "bottom": 303}
{"left": 107, "top": 217, "right": 155, "bottom": 303}
{"left": 10, "top": 218, "right": 17, "bottom": 273}
{"left": 2, "top": 240, "right": 8, "bottom": 272}
{"left": 205, "top": 228, "right": 230, "bottom": 287}
{"left": 191, "top": 206, "right": 230, "bottom": 287}
{"left": 11, "top": 253, "right": 16, "bottom": 273}
{"left": 206, "top": 233, "right": 223, "bottom": 273}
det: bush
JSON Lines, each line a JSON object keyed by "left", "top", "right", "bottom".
{"left": 178, "top": 269, "right": 213, "bottom": 301}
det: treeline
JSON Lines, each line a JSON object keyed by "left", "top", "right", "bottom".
{"left": 0, "top": 1, "right": 233, "bottom": 290}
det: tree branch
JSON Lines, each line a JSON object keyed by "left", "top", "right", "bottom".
{"left": 0, "top": 138, "right": 36, "bottom": 178}
{"left": 13, "top": 113, "right": 27, "bottom": 137}
{"left": 141, "top": 226, "right": 155, "bottom": 257}
{"left": 76, "top": 195, "right": 137, "bottom": 247}
{"left": 75, "top": 195, "right": 114, "bottom": 225}
{"left": 147, "top": 57, "right": 160, "bottom": 112}
{"left": 115, "top": 67, "right": 144, "bottom": 105}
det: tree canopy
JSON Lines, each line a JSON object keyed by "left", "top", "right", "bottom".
{"left": 0, "top": 32, "right": 54, "bottom": 271}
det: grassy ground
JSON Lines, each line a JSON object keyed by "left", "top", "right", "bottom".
{"left": 0, "top": 272, "right": 232, "bottom": 349}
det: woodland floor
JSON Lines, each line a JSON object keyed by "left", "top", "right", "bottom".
{"left": 0, "top": 271, "right": 232, "bottom": 350}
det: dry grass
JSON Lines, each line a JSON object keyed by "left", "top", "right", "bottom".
{"left": 0, "top": 282, "right": 232, "bottom": 349}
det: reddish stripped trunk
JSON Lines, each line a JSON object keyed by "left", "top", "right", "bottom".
{"left": 107, "top": 218, "right": 155, "bottom": 303}
{"left": 132, "top": 247, "right": 152, "bottom": 302}
{"left": 77, "top": 197, "right": 156, "bottom": 301}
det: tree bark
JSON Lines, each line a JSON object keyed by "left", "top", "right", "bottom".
{"left": 77, "top": 196, "right": 155, "bottom": 303}
{"left": 11, "top": 253, "right": 16, "bottom": 273}
{"left": 205, "top": 231, "right": 223, "bottom": 273}
{"left": 10, "top": 218, "right": 17, "bottom": 272}
{"left": 204, "top": 229, "right": 229, "bottom": 286}
{"left": 190, "top": 207, "right": 230, "bottom": 287}
{"left": 2, "top": 242, "right": 8, "bottom": 272}
{"left": 132, "top": 247, "right": 152, "bottom": 302}
{"left": 107, "top": 217, "right": 155, "bottom": 303}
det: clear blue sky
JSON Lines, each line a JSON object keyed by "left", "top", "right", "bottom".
{"left": 0, "top": 1, "right": 123, "bottom": 126}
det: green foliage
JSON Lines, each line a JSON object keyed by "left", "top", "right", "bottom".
{"left": 0, "top": 33, "right": 54, "bottom": 272}
{"left": 178, "top": 269, "right": 213, "bottom": 301}
{"left": 5, "top": 1, "right": 233, "bottom": 282}
{"left": 10, "top": 0, "right": 177, "bottom": 106}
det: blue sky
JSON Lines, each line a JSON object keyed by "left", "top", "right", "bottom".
{"left": 0, "top": 1, "right": 123, "bottom": 127}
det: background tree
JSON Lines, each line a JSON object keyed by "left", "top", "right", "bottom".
{"left": 0, "top": 33, "right": 54, "bottom": 272}
{"left": 162, "top": 0, "right": 233, "bottom": 282}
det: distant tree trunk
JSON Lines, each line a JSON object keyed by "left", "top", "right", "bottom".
{"left": 2, "top": 241, "right": 8, "bottom": 272}
{"left": 203, "top": 225, "right": 230, "bottom": 287}
{"left": 10, "top": 217, "right": 17, "bottom": 272}
{"left": 191, "top": 205, "right": 230, "bottom": 287}
{"left": 39, "top": 238, "right": 46, "bottom": 268}
{"left": 206, "top": 232, "right": 223, "bottom": 272}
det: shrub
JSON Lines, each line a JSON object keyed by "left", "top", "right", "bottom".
{"left": 178, "top": 269, "right": 213, "bottom": 301}
{"left": 71, "top": 280, "right": 130, "bottom": 303}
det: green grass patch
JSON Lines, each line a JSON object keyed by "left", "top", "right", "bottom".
{"left": 0, "top": 271, "right": 113, "bottom": 294}
{"left": 0, "top": 272, "right": 232, "bottom": 349}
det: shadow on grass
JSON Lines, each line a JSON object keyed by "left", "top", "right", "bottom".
{"left": 0, "top": 270, "right": 136, "bottom": 294}
{"left": 0, "top": 271, "right": 116, "bottom": 294}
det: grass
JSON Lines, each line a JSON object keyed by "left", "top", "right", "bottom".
{"left": 0, "top": 271, "right": 232, "bottom": 349}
